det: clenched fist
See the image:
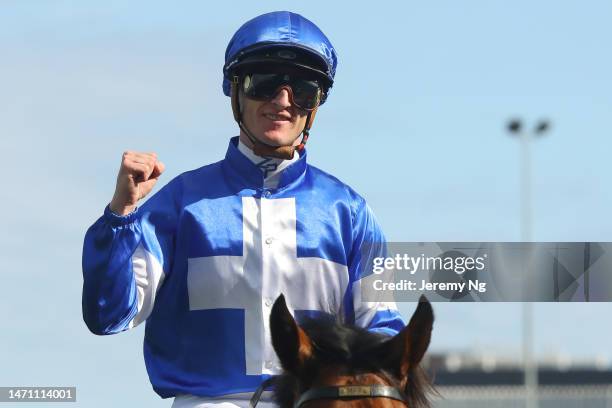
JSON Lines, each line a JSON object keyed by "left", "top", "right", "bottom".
{"left": 109, "top": 151, "right": 165, "bottom": 215}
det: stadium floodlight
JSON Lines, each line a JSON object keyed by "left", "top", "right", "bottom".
{"left": 506, "top": 117, "right": 552, "bottom": 408}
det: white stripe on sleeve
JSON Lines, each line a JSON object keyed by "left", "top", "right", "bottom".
{"left": 129, "top": 243, "right": 166, "bottom": 328}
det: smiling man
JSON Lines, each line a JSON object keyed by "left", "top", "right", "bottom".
{"left": 82, "top": 11, "right": 405, "bottom": 408}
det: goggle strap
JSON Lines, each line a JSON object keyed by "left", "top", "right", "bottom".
{"left": 297, "top": 108, "right": 317, "bottom": 152}
{"left": 230, "top": 76, "right": 242, "bottom": 123}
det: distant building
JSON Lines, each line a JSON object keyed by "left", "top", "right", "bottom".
{"left": 424, "top": 353, "right": 612, "bottom": 407}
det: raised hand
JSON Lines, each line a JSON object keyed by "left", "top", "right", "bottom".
{"left": 109, "top": 151, "right": 165, "bottom": 215}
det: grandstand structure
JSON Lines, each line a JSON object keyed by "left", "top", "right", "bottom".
{"left": 426, "top": 352, "right": 612, "bottom": 407}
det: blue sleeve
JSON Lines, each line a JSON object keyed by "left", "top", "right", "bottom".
{"left": 81, "top": 179, "right": 180, "bottom": 335}
{"left": 346, "top": 198, "right": 406, "bottom": 337}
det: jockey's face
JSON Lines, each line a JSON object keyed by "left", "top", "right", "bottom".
{"left": 239, "top": 86, "right": 308, "bottom": 149}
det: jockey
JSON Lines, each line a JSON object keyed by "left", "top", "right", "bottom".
{"left": 82, "top": 11, "right": 406, "bottom": 408}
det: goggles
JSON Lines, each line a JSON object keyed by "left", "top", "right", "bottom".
{"left": 240, "top": 73, "right": 323, "bottom": 111}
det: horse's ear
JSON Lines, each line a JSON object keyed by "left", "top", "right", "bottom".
{"left": 379, "top": 295, "right": 434, "bottom": 378}
{"left": 270, "top": 294, "right": 314, "bottom": 373}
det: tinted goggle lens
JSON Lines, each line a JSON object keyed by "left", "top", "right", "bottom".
{"left": 242, "top": 73, "right": 322, "bottom": 110}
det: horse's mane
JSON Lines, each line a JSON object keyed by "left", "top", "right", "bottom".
{"left": 272, "top": 318, "right": 433, "bottom": 408}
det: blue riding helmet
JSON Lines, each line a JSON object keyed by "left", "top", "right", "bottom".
{"left": 223, "top": 11, "right": 338, "bottom": 103}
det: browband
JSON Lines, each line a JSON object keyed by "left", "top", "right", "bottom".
{"left": 294, "top": 385, "right": 408, "bottom": 408}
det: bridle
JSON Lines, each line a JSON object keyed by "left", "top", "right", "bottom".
{"left": 294, "top": 385, "right": 409, "bottom": 408}
{"left": 250, "top": 376, "right": 409, "bottom": 408}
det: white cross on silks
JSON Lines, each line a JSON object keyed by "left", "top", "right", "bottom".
{"left": 187, "top": 196, "right": 349, "bottom": 375}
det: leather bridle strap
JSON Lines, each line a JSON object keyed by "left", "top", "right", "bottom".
{"left": 249, "top": 376, "right": 277, "bottom": 408}
{"left": 294, "top": 385, "right": 408, "bottom": 408}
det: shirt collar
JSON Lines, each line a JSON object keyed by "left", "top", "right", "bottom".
{"left": 236, "top": 139, "right": 299, "bottom": 188}
{"left": 222, "top": 136, "right": 308, "bottom": 190}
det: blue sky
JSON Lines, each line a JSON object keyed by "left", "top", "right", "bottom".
{"left": 1, "top": 1, "right": 611, "bottom": 407}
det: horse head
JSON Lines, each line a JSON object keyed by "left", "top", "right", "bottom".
{"left": 269, "top": 295, "right": 434, "bottom": 408}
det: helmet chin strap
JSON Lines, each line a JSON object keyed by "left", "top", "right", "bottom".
{"left": 231, "top": 77, "right": 317, "bottom": 160}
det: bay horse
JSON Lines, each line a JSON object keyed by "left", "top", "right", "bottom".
{"left": 262, "top": 294, "right": 434, "bottom": 408}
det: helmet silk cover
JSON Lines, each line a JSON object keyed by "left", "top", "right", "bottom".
{"left": 223, "top": 11, "right": 338, "bottom": 102}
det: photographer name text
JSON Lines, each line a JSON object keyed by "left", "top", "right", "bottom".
{"left": 372, "top": 279, "right": 487, "bottom": 293}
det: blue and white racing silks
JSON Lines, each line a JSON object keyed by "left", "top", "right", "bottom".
{"left": 82, "top": 137, "right": 406, "bottom": 399}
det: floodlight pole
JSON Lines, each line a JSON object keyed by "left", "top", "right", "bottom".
{"left": 507, "top": 118, "right": 550, "bottom": 408}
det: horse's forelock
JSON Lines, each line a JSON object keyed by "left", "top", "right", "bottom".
{"left": 273, "top": 318, "right": 434, "bottom": 408}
